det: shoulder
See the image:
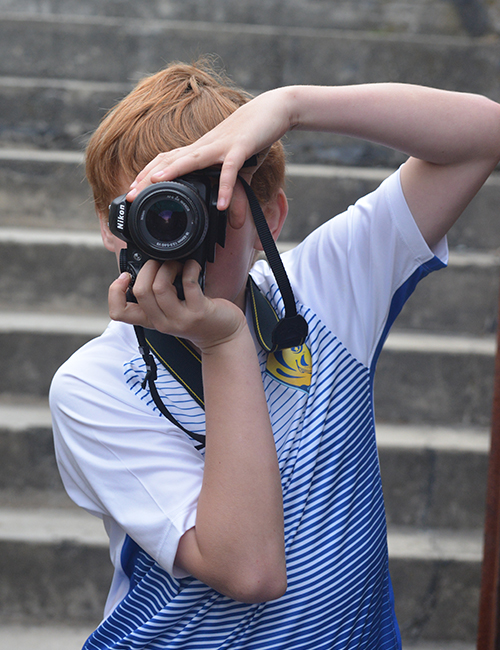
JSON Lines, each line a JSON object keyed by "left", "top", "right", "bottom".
{"left": 49, "top": 320, "right": 205, "bottom": 571}
{"left": 49, "top": 319, "right": 154, "bottom": 440}
{"left": 51, "top": 320, "right": 136, "bottom": 393}
{"left": 251, "top": 169, "right": 447, "bottom": 367}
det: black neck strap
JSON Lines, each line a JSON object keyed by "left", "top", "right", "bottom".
{"left": 134, "top": 325, "right": 206, "bottom": 449}
{"left": 238, "top": 176, "right": 308, "bottom": 351}
{"left": 134, "top": 170, "right": 309, "bottom": 449}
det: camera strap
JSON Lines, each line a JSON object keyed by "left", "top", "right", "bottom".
{"left": 134, "top": 275, "right": 300, "bottom": 450}
{"left": 238, "top": 176, "right": 308, "bottom": 352}
{"left": 134, "top": 324, "right": 207, "bottom": 449}
{"left": 133, "top": 171, "right": 309, "bottom": 449}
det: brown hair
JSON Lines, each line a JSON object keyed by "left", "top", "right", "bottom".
{"left": 86, "top": 58, "right": 286, "bottom": 215}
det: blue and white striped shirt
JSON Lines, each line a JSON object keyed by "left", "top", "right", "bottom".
{"left": 51, "top": 169, "right": 447, "bottom": 649}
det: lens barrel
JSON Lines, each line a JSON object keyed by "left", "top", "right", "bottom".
{"left": 127, "top": 181, "right": 209, "bottom": 260}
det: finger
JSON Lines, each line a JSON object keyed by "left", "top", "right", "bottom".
{"left": 126, "top": 169, "right": 165, "bottom": 202}
{"left": 150, "top": 260, "right": 185, "bottom": 303}
{"left": 108, "top": 272, "right": 152, "bottom": 327}
{"left": 134, "top": 152, "right": 176, "bottom": 185}
{"left": 133, "top": 259, "right": 179, "bottom": 312}
{"left": 227, "top": 179, "right": 251, "bottom": 230}
{"left": 135, "top": 260, "right": 194, "bottom": 334}
{"left": 216, "top": 152, "right": 248, "bottom": 210}
{"left": 181, "top": 259, "right": 204, "bottom": 304}
{"left": 126, "top": 152, "right": 182, "bottom": 201}
{"left": 150, "top": 146, "right": 223, "bottom": 184}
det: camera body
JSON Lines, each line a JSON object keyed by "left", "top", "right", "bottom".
{"left": 108, "top": 174, "right": 227, "bottom": 295}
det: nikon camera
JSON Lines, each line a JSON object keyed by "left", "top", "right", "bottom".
{"left": 108, "top": 174, "right": 227, "bottom": 297}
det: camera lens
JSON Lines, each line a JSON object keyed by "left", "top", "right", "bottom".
{"left": 146, "top": 200, "right": 188, "bottom": 243}
{"left": 128, "top": 181, "right": 209, "bottom": 260}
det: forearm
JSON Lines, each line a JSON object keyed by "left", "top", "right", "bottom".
{"left": 129, "top": 81, "right": 500, "bottom": 214}
{"left": 176, "top": 324, "right": 286, "bottom": 602}
{"left": 282, "top": 83, "right": 500, "bottom": 165}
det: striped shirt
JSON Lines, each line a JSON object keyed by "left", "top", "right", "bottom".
{"left": 50, "top": 169, "right": 447, "bottom": 649}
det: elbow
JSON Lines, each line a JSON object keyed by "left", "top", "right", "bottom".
{"left": 175, "top": 528, "right": 287, "bottom": 602}
{"left": 479, "top": 96, "right": 500, "bottom": 161}
{"left": 218, "top": 560, "right": 288, "bottom": 604}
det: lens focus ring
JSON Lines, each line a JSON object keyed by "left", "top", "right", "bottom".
{"left": 128, "top": 181, "right": 209, "bottom": 260}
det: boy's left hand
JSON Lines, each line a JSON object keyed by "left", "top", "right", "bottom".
{"left": 108, "top": 259, "right": 247, "bottom": 353}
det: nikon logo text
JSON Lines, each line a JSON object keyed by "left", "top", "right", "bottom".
{"left": 117, "top": 204, "right": 126, "bottom": 231}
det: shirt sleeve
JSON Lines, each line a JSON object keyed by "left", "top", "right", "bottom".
{"left": 49, "top": 323, "right": 204, "bottom": 578}
{"left": 274, "top": 167, "right": 448, "bottom": 367}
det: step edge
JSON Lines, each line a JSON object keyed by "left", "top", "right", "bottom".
{"left": 0, "top": 311, "right": 495, "bottom": 356}
{"left": 0, "top": 10, "right": 487, "bottom": 45}
{"left": 0, "top": 312, "right": 110, "bottom": 335}
{"left": 0, "top": 506, "right": 484, "bottom": 562}
{"left": 376, "top": 423, "right": 490, "bottom": 453}
{"left": 0, "top": 402, "right": 490, "bottom": 453}
{"left": 387, "top": 525, "right": 483, "bottom": 562}
{"left": 2, "top": 228, "right": 500, "bottom": 270}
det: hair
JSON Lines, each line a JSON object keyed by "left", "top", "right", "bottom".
{"left": 85, "top": 58, "right": 286, "bottom": 215}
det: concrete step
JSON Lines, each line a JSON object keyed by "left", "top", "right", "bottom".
{"left": 388, "top": 526, "right": 483, "bottom": 643}
{"left": 0, "top": 148, "right": 96, "bottom": 229}
{"left": 0, "top": 0, "right": 488, "bottom": 37}
{"left": 0, "top": 313, "right": 107, "bottom": 398}
{"left": 0, "top": 506, "right": 110, "bottom": 626}
{"left": 0, "top": 624, "right": 94, "bottom": 650}
{"left": 0, "top": 229, "right": 117, "bottom": 316}
{"left": 378, "top": 423, "right": 489, "bottom": 529}
{"left": 0, "top": 314, "right": 495, "bottom": 425}
{"left": 375, "top": 330, "right": 495, "bottom": 427}
{"left": 0, "top": 80, "right": 410, "bottom": 164}
{"left": 284, "top": 166, "right": 500, "bottom": 251}
{"left": 2, "top": 153, "right": 500, "bottom": 250}
{"left": 0, "top": 399, "right": 70, "bottom": 508}
{"left": 0, "top": 400, "right": 490, "bottom": 528}
{"left": 0, "top": 77, "right": 131, "bottom": 150}
{"left": 0, "top": 14, "right": 498, "bottom": 98}
{"left": 0, "top": 226, "right": 498, "bottom": 334}
{"left": 0, "top": 504, "right": 484, "bottom": 642}
{"left": 395, "top": 250, "right": 500, "bottom": 335}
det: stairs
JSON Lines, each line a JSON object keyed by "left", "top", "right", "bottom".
{"left": 0, "top": 1, "right": 499, "bottom": 647}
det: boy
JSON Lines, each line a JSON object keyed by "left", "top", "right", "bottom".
{"left": 50, "top": 59, "right": 500, "bottom": 649}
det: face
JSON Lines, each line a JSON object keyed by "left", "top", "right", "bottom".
{"left": 203, "top": 184, "right": 260, "bottom": 309}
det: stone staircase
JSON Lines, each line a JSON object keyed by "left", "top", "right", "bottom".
{"left": 1, "top": 1, "right": 499, "bottom": 647}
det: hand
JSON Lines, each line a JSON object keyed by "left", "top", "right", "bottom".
{"left": 108, "top": 259, "right": 247, "bottom": 353}
{"left": 126, "top": 88, "right": 292, "bottom": 210}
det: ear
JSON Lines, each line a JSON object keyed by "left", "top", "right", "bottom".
{"left": 254, "top": 189, "right": 288, "bottom": 251}
{"left": 98, "top": 210, "right": 120, "bottom": 253}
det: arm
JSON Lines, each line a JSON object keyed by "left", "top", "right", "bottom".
{"left": 176, "top": 326, "right": 286, "bottom": 602}
{"left": 291, "top": 84, "right": 500, "bottom": 248}
{"left": 128, "top": 83, "right": 500, "bottom": 246}
{"left": 109, "top": 260, "right": 286, "bottom": 603}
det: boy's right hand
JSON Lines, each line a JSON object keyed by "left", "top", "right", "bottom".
{"left": 109, "top": 257, "right": 287, "bottom": 604}
{"left": 108, "top": 258, "right": 247, "bottom": 353}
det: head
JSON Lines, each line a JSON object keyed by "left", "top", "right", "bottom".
{"left": 86, "top": 57, "right": 286, "bottom": 218}
{"left": 85, "top": 58, "right": 288, "bottom": 306}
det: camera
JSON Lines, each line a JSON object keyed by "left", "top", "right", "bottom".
{"left": 108, "top": 174, "right": 227, "bottom": 296}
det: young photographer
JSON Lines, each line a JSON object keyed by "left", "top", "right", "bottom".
{"left": 50, "top": 59, "right": 500, "bottom": 649}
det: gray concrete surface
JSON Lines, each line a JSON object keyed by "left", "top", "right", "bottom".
{"left": 0, "top": 0, "right": 497, "bottom": 645}
{"left": 1, "top": 0, "right": 500, "bottom": 39}
{"left": 0, "top": 15, "right": 499, "bottom": 96}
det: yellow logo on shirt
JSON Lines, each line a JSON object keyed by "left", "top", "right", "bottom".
{"left": 266, "top": 345, "right": 312, "bottom": 392}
